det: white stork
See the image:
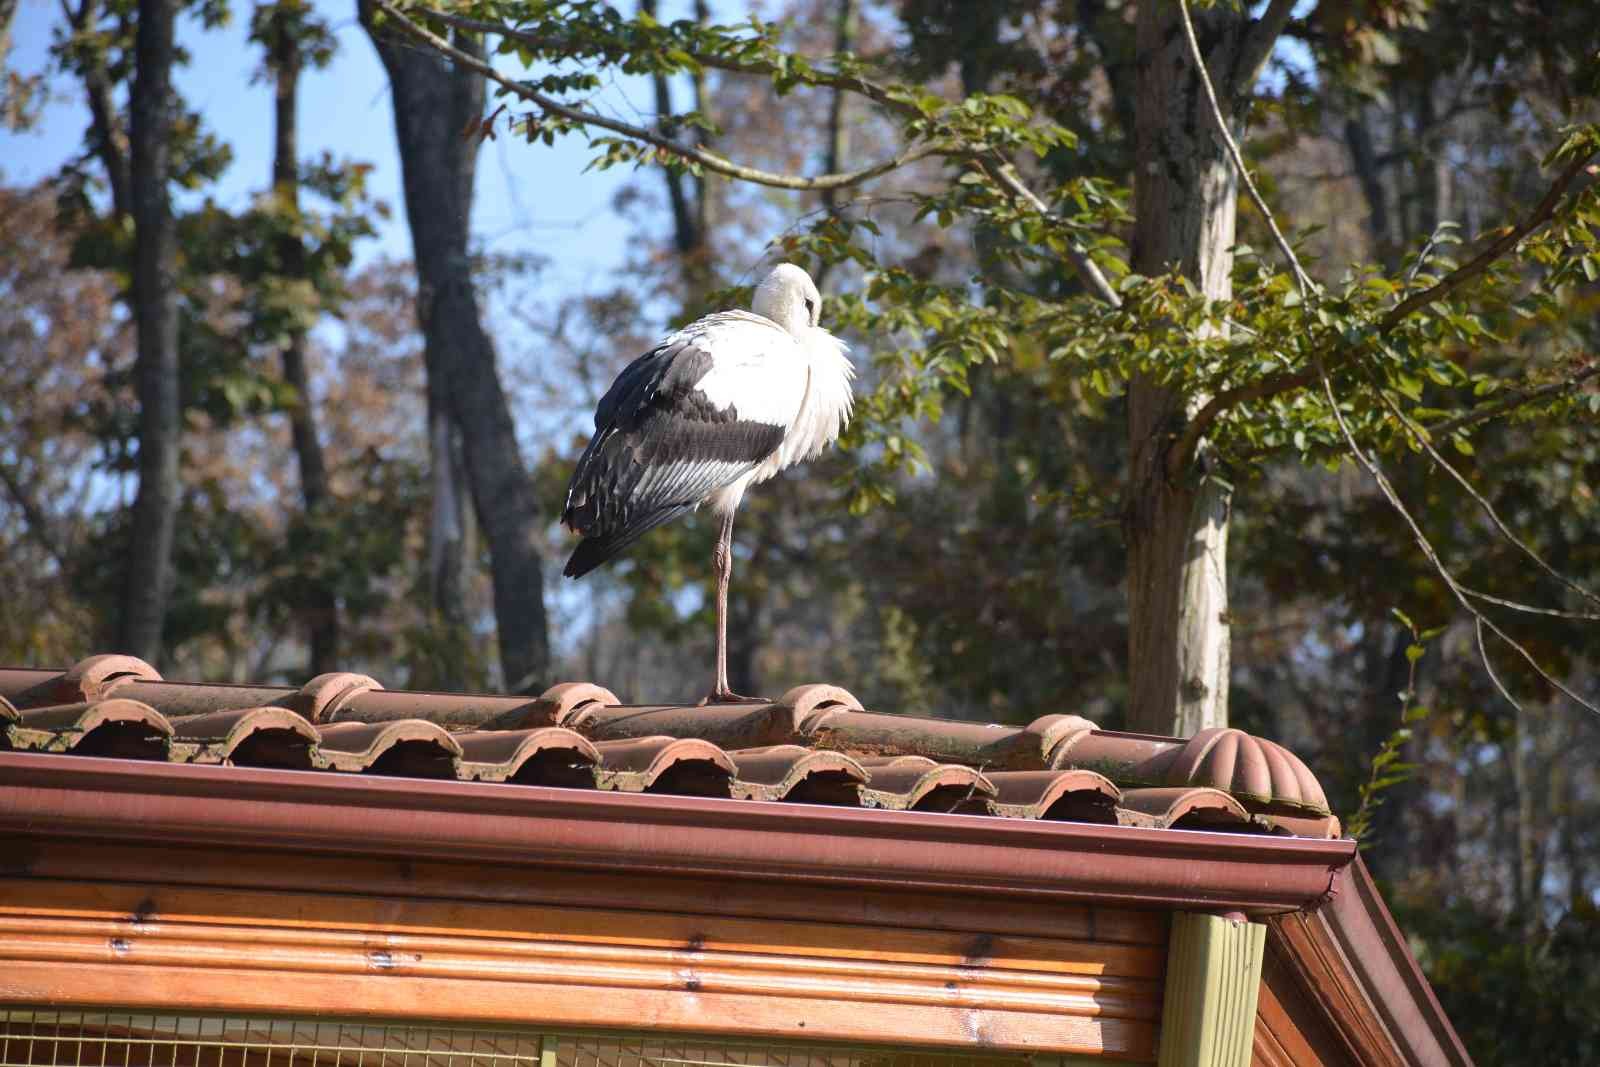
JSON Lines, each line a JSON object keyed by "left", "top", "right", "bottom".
{"left": 561, "top": 263, "right": 855, "bottom": 704}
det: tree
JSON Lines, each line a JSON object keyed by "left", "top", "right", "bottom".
{"left": 252, "top": 0, "right": 340, "bottom": 673}
{"left": 360, "top": 0, "right": 551, "bottom": 691}
{"left": 119, "top": 0, "right": 182, "bottom": 664}
{"left": 371, "top": 0, "right": 1597, "bottom": 739}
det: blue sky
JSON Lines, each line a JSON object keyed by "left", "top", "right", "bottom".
{"left": 1, "top": 0, "right": 664, "bottom": 291}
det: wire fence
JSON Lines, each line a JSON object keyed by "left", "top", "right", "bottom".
{"left": 0, "top": 1013, "right": 1035, "bottom": 1067}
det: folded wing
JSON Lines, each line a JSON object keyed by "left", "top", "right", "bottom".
{"left": 561, "top": 313, "right": 805, "bottom": 578}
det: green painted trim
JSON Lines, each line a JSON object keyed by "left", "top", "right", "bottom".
{"left": 1033, "top": 1056, "right": 1146, "bottom": 1067}
{"left": 1156, "top": 913, "right": 1266, "bottom": 1067}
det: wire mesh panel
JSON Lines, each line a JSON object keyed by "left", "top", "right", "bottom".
{"left": 0, "top": 1015, "right": 1036, "bottom": 1067}
{"left": 550, "top": 1032, "right": 1031, "bottom": 1067}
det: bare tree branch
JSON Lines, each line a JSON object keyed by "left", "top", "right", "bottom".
{"left": 820, "top": 0, "right": 856, "bottom": 218}
{"left": 374, "top": 1, "right": 944, "bottom": 192}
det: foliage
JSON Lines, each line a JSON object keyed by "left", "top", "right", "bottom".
{"left": 1396, "top": 895, "right": 1600, "bottom": 1066}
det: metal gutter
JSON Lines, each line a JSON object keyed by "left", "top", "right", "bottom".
{"left": 0, "top": 751, "right": 1355, "bottom": 913}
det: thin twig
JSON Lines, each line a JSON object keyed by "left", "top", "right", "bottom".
{"left": 1314, "top": 348, "right": 1600, "bottom": 716}
{"left": 1178, "top": 0, "right": 1315, "bottom": 298}
{"left": 1464, "top": 587, "right": 1600, "bottom": 622}
{"left": 1402, "top": 224, "right": 1448, "bottom": 290}
{"left": 981, "top": 158, "right": 1123, "bottom": 309}
{"left": 1475, "top": 617, "right": 1523, "bottom": 713}
{"left": 1423, "top": 362, "right": 1600, "bottom": 440}
{"left": 1362, "top": 368, "right": 1600, "bottom": 610}
{"left": 373, "top": 1, "right": 945, "bottom": 192}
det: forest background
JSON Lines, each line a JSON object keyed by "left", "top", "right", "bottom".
{"left": 2, "top": 1, "right": 1599, "bottom": 1061}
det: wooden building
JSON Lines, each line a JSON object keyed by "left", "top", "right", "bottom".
{"left": 0, "top": 656, "right": 1469, "bottom": 1067}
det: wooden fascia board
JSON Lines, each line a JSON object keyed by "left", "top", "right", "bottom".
{"left": 1264, "top": 859, "right": 1473, "bottom": 1067}
{"left": 0, "top": 875, "right": 1167, "bottom": 1059}
{"left": 1156, "top": 914, "right": 1266, "bottom": 1067}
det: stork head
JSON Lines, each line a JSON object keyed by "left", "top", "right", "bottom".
{"left": 752, "top": 263, "right": 822, "bottom": 336}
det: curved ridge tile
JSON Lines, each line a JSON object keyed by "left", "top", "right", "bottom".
{"left": 535, "top": 682, "right": 621, "bottom": 726}
{"left": 1117, "top": 786, "right": 1253, "bottom": 831}
{"left": 316, "top": 718, "right": 462, "bottom": 778}
{"left": 1022, "top": 714, "right": 1097, "bottom": 768}
{"left": 728, "top": 745, "right": 868, "bottom": 802}
{"left": 12, "top": 698, "right": 172, "bottom": 758}
{"left": 63, "top": 654, "right": 162, "bottom": 702}
{"left": 298, "top": 672, "right": 384, "bottom": 724}
{"left": 985, "top": 769, "right": 1121, "bottom": 822}
{"left": 1166, "top": 728, "right": 1329, "bottom": 813}
{"left": 592, "top": 736, "right": 737, "bottom": 796}
{"left": 168, "top": 707, "right": 319, "bottom": 768}
{"left": 458, "top": 727, "right": 600, "bottom": 785}
{"left": 775, "top": 683, "right": 863, "bottom": 735}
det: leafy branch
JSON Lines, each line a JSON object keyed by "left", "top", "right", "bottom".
{"left": 371, "top": 0, "right": 951, "bottom": 191}
{"left": 1345, "top": 608, "right": 1434, "bottom": 843}
{"left": 1172, "top": 147, "right": 1597, "bottom": 477}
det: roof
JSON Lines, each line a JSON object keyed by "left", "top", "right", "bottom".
{"left": 0, "top": 655, "right": 1471, "bottom": 1066}
{"left": 0, "top": 654, "right": 1339, "bottom": 839}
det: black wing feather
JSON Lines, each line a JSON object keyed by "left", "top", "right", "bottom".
{"left": 562, "top": 336, "right": 785, "bottom": 577}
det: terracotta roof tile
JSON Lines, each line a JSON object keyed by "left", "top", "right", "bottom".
{"left": 456, "top": 726, "right": 599, "bottom": 785}
{"left": 168, "top": 706, "right": 320, "bottom": 768}
{"left": 9, "top": 697, "right": 172, "bottom": 757}
{"left": 591, "top": 735, "right": 738, "bottom": 795}
{"left": 0, "top": 657, "right": 1342, "bottom": 839}
{"left": 1113, "top": 785, "right": 1253, "bottom": 831}
{"left": 855, "top": 755, "right": 997, "bottom": 812}
{"left": 726, "top": 745, "right": 868, "bottom": 802}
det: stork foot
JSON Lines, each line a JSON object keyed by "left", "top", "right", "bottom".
{"left": 698, "top": 688, "right": 771, "bottom": 706}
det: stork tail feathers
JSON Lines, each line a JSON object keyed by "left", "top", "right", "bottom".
{"left": 562, "top": 503, "right": 695, "bottom": 579}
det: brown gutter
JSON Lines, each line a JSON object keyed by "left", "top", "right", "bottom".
{"left": 0, "top": 751, "right": 1354, "bottom": 913}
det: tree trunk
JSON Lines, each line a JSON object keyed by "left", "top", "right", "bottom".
{"left": 116, "top": 0, "right": 180, "bottom": 664}
{"left": 1124, "top": 2, "right": 1259, "bottom": 736}
{"left": 362, "top": 7, "right": 550, "bottom": 692}
{"left": 424, "top": 394, "right": 470, "bottom": 690}
{"left": 267, "top": 4, "right": 339, "bottom": 675}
